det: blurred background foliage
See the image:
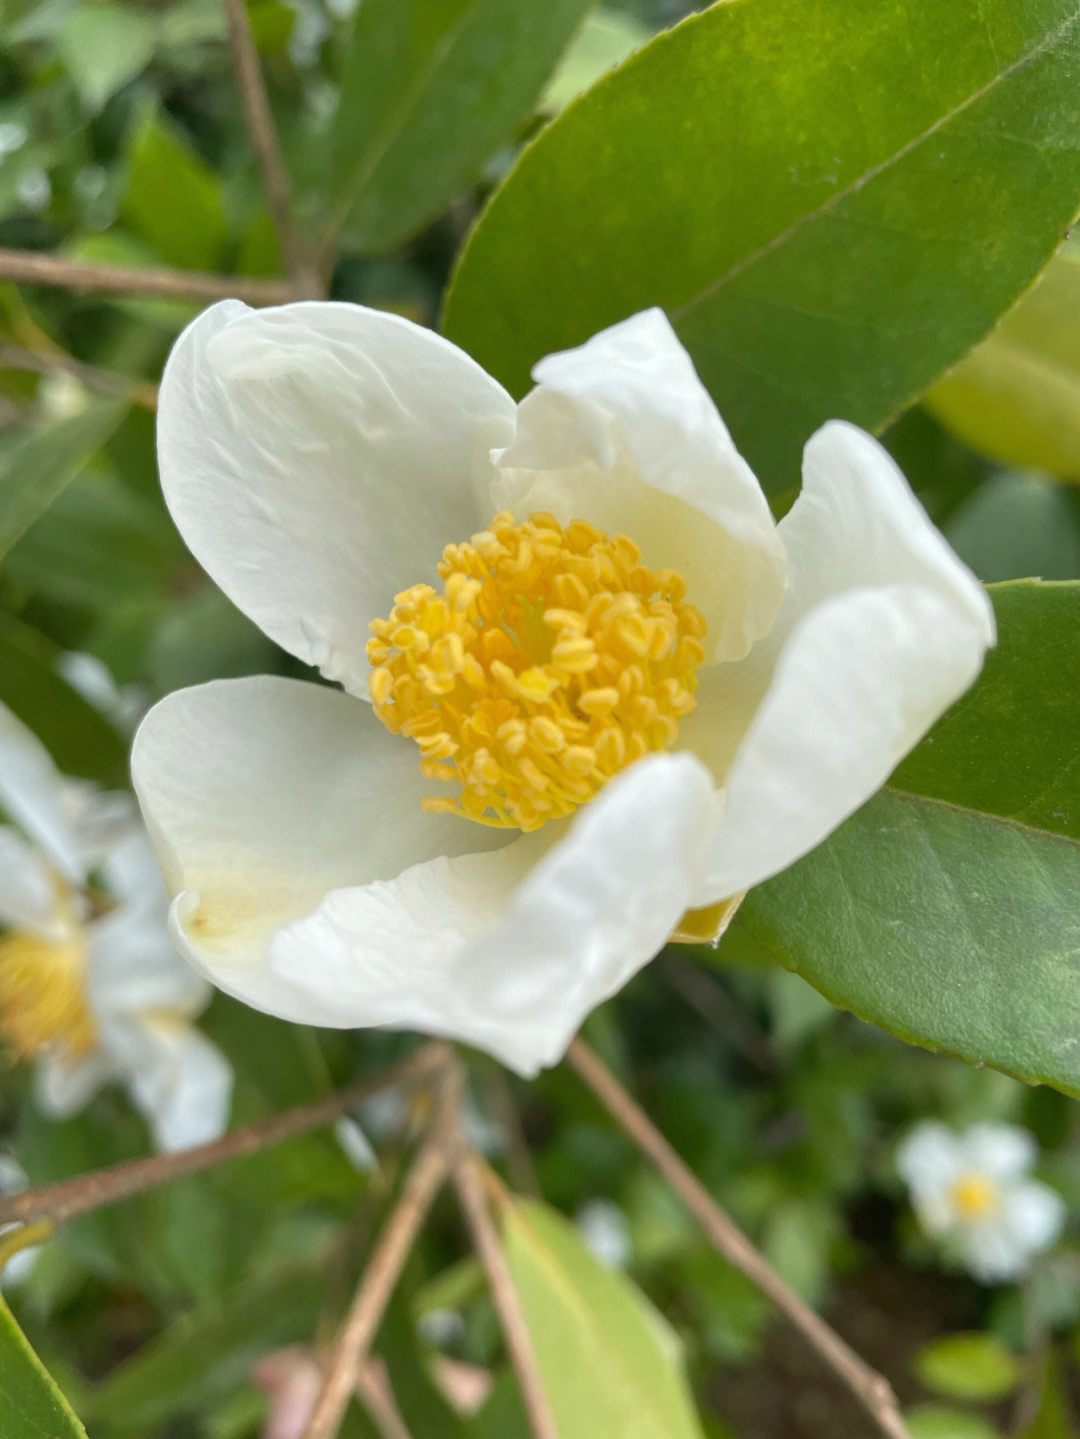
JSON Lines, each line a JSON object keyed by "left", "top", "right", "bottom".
{"left": 1, "top": 0, "right": 1080, "bottom": 1435}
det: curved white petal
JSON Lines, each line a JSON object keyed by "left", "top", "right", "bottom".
{"left": 1000, "top": 1180, "right": 1066, "bottom": 1256}
{"left": 896, "top": 1121, "right": 962, "bottom": 1198}
{"left": 491, "top": 309, "right": 787, "bottom": 664}
{"left": 0, "top": 703, "right": 83, "bottom": 881}
{"left": 85, "top": 903, "right": 209, "bottom": 1020}
{"left": 0, "top": 827, "right": 59, "bottom": 933}
{"left": 35, "top": 1045, "right": 115, "bottom": 1117}
{"left": 698, "top": 422, "right": 995, "bottom": 898}
{"left": 106, "top": 1015, "right": 233, "bottom": 1151}
{"left": 157, "top": 302, "right": 517, "bottom": 695}
{"left": 251, "top": 752, "right": 716, "bottom": 1075}
{"left": 962, "top": 1123, "right": 1037, "bottom": 1183}
{"left": 132, "top": 675, "right": 512, "bottom": 989}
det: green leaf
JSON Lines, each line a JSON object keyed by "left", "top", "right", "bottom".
{"left": 913, "top": 1333, "right": 1024, "bottom": 1402}
{"left": 539, "top": 8, "right": 651, "bottom": 114}
{"left": 904, "top": 1407, "right": 1000, "bottom": 1439}
{"left": 0, "top": 399, "right": 127, "bottom": 561}
{"left": 729, "top": 582, "right": 1080, "bottom": 1096}
{"left": 330, "top": 0, "right": 590, "bottom": 253}
{"left": 925, "top": 237, "right": 1080, "bottom": 480}
{"left": 444, "top": 0, "right": 1080, "bottom": 491}
{"left": 121, "top": 111, "right": 228, "bottom": 271}
{"left": 0, "top": 1293, "right": 88, "bottom": 1439}
{"left": 500, "top": 1197, "right": 706, "bottom": 1439}
{"left": 56, "top": 4, "right": 156, "bottom": 112}
{"left": 0, "top": 613, "right": 128, "bottom": 786}
{"left": 942, "top": 470, "right": 1080, "bottom": 583}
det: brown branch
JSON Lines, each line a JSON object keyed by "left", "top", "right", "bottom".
{"left": 301, "top": 1056, "right": 461, "bottom": 1439}
{"left": 566, "top": 1037, "right": 912, "bottom": 1439}
{"left": 451, "top": 1152, "right": 559, "bottom": 1439}
{"left": 0, "top": 248, "right": 295, "bottom": 306}
{"left": 0, "top": 1043, "right": 446, "bottom": 1231}
{"left": 220, "top": 0, "right": 320, "bottom": 298}
{"left": 0, "top": 340, "right": 157, "bottom": 411}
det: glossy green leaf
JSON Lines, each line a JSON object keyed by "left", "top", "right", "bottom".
{"left": 0, "top": 1293, "right": 88, "bottom": 1439}
{"left": 500, "top": 1197, "right": 706, "bottom": 1439}
{"left": 728, "top": 582, "right": 1080, "bottom": 1096}
{"left": 330, "top": 0, "right": 589, "bottom": 253}
{"left": 942, "top": 470, "right": 1080, "bottom": 582}
{"left": 0, "top": 614, "right": 128, "bottom": 784}
{"left": 913, "top": 1333, "right": 1023, "bottom": 1402}
{"left": 925, "top": 238, "right": 1080, "bottom": 479}
{"left": 121, "top": 111, "right": 228, "bottom": 271}
{"left": 0, "top": 399, "right": 127, "bottom": 561}
{"left": 444, "top": 0, "right": 1080, "bottom": 491}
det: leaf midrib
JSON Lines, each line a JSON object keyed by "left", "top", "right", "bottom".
{"left": 669, "top": 4, "right": 1080, "bottom": 326}
{"left": 882, "top": 782, "right": 1080, "bottom": 848}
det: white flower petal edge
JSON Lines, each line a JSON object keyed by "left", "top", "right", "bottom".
{"left": 691, "top": 421, "right": 996, "bottom": 899}
{"left": 133, "top": 669, "right": 715, "bottom": 1075}
{"left": 0, "top": 704, "right": 85, "bottom": 881}
{"left": 104, "top": 1014, "right": 234, "bottom": 1152}
{"left": 491, "top": 309, "right": 788, "bottom": 664}
{"left": 156, "top": 302, "right": 517, "bottom": 697}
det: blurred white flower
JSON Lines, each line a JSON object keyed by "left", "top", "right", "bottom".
{"left": 896, "top": 1121, "right": 1066, "bottom": 1282}
{"left": 577, "top": 1198, "right": 632, "bottom": 1268}
{"left": 0, "top": 704, "right": 232, "bottom": 1151}
{"left": 133, "top": 301, "right": 994, "bottom": 1077}
{"left": 0, "top": 1154, "right": 36, "bottom": 1289}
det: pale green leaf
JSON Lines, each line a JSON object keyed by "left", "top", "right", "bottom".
{"left": 56, "top": 5, "right": 156, "bottom": 111}
{"left": 445, "top": 0, "right": 1080, "bottom": 492}
{"left": 925, "top": 238, "right": 1080, "bottom": 479}
{"left": 539, "top": 8, "right": 651, "bottom": 114}
{"left": 913, "top": 1333, "right": 1024, "bottom": 1402}
{"left": 500, "top": 1197, "right": 706, "bottom": 1439}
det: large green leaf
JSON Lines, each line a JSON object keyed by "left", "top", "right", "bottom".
{"left": 0, "top": 400, "right": 128, "bottom": 562}
{"left": 444, "top": 0, "right": 1080, "bottom": 491}
{"left": 500, "top": 1197, "right": 706, "bottom": 1439}
{"left": 726, "top": 581, "right": 1080, "bottom": 1096}
{"left": 329, "top": 0, "right": 589, "bottom": 254}
{"left": 925, "top": 237, "right": 1080, "bottom": 479}
{"left": 121, "top": 111, "right": 228, "bottom": 271}
{"left": 0, "top": 1294, "right": 87, "bottom": 1439}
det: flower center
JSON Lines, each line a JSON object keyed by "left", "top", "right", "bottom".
{"left": 367, "top": 511, "right": 707, "bottom": 830}
{"left": 949, "top": 1173, "right": 998, "bottom": 1220}
{"left": 0, "top": 928, "right": 96, "bottom": 1061}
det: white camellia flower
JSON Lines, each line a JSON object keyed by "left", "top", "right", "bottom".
{"left": 132, "top": 301, "right": 995, "bottom": 1077}
{"left": 897, "top": 1121, "right": 1066, "bottom": 1282}
{"left": 0, "top": 703, "right": 232, "bottom": 1151}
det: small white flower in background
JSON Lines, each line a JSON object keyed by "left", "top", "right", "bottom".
{"left": 0, "top": 703, "right": 232, "bottom": 1152}
{"left": 132, "top": 301, "right": 995, "bottom": 1077}
{"left": 577, "top": 1198, "right": 632, "bottom": 1269}
{"left": 896, "top": 1121, "right": 1066, "bottom": 1282}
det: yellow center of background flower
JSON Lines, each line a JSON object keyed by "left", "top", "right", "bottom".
{"left": 368, "top": 511, "right": 706, "bottom": 830}
{"left": 949, "top": 1173, "right": 998, "bottom": 1220}
{"left": 0, "top": 929, "right": 97, "bottom": 1060}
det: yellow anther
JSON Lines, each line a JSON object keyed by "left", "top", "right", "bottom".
{"left": 0, "top": 929, "right": 96, "bottom": 1061}
{"left": 368, "top": 511, "right": 706, "bottom": 830}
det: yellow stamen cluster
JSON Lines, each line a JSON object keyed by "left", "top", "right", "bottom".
{"left": 0, "top": 928, "right": 96, "bottom": 1060}
{"left": 367, "top": 511, "right": 706, "bottom": 830}
{"left": 949, "top": 1173, "right": 999, "bottom": 1220}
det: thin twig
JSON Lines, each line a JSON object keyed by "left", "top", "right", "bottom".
{"left": 566, "top": 1037, "right": 912, "bottom": 1439}
{"left": 220, "top": 0, "right": 320, "bottom": 297}
{"left": 0, "top": 1043, "right": 446, "bottom": 1231}
{"left": 353, "top": 1359, "right": 415, "bottom": 1439}
{"left": 451, "top": 1152, "right": 559, "bottom": 1439}
{"left": 0, "top": 340, "right": 157, "bottom": 410}
{"left": 302, "top": 1054, "right": 460, "bottom": 1439}
{"left": 0, "top": 247, "right": 295, "bottom": 306}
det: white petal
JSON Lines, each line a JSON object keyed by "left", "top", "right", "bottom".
{"left": 0, "top": 703, "right": 84, "bottom": 881}
{"left": 131, "top": 675, "right": 512, "bottom": 990}
{"left": 698, "top": 422, "right": 995, "bottom": 898}
{"left": 491, "top": 309, "right": 787, "bottom": 664}
{"left": 85, "top": 902, "right": 209, "bottom": 1020}
{"left": 157, "top": 301, "right": 517, "bottom": 695}
{"left": 259, "top": 751, "right": 716, "bottom": 1075}
{"left": 1000, "top": 1180, "right": 1066, "bottom": 1256}
{"left": 896, "top": 1122, "right": 963, "bottom": 1200}
{"left": 105, "top": 1014, "right": 233, "bottom": 1151}
{"left": 960, "top": 1221, "right": 1028, "bottom": 1282}
{"left": 0, "top": 827, "right": 59, "bottom": 933}
{"left": 35, "top": 1045, "right": 115, "bottom": 1116}
{"left": 961, "top": 1123, "right": 1037, "bottom": 1183}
